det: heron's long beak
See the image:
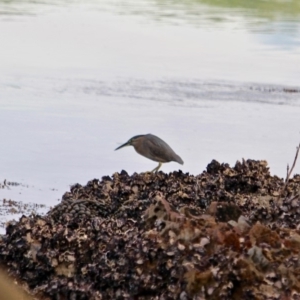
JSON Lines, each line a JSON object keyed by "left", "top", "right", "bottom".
{"left": 115, "top": 141, "right": 130, "bottom": 151}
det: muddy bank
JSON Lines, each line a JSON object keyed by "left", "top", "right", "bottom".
{"left": 0, "top": 180, "right": 48, "bottom": 230}
{"left": 0, "top": 159, "right": 300, "bottom": 299}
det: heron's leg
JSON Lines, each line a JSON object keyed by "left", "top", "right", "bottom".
{"left": 151, "top": 162, "right": 162, "bottom": 173}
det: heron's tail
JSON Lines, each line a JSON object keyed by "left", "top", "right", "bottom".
{"left": 175, "top": 154, "right": 184, "bottom": 165}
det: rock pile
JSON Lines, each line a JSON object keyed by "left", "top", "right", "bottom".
{"left": 1, "top": 159, "right": 300, "bottom": 299}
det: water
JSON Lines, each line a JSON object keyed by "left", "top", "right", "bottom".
{"left": 0, "top": 0, "right": 300, "bottom": 231}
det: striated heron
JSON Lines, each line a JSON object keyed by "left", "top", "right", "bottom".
{"left": 115, "top": 134, "right": 184, "bottom": 172}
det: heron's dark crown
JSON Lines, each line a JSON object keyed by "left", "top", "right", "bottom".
{"left": 130, "top": 134, "right": 146, "bottom": 142}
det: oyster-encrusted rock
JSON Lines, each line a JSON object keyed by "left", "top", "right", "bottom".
{"left": 0, "top": 159, "right": 300, "bottom": 299}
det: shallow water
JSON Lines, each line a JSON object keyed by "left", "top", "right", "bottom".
{"left": 0, "top": 0, "right": 300, "bottom": 232}
{"left": 1, "top": 0, "right": 300, "bottom": 83}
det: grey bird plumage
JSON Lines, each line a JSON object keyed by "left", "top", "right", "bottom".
{"left": 115, "top": 134, "right": 184, "bottom": 172}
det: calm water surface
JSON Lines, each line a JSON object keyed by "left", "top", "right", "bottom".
{"left": 0, "top": 0, "right": 299, "bottom": 84}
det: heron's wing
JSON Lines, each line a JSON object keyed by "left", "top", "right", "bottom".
{"left": 143, "top": 135, "right": 177, "bottom": 163}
